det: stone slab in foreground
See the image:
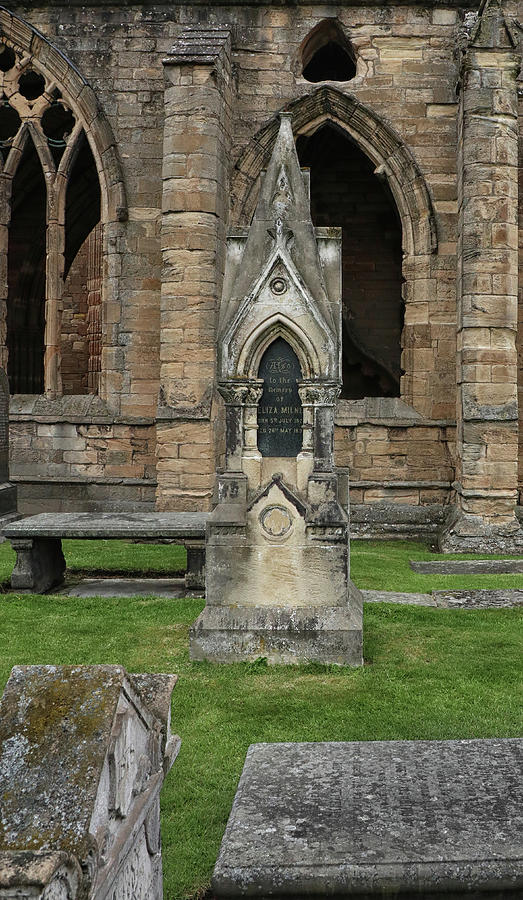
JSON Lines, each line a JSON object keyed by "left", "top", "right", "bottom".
{"left": 213, "top": 739, "right": 523, "bottom": 898}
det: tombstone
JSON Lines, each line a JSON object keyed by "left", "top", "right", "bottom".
{"left": 0, "top": 367, "right": 17, "bottom": 529}
{"left": 213, "top": 739, "right": 523, "bottom": 898}
{"left": 190, "top": 114, "right": 362, "bottom": 665}
{"left": 0, "top": 665, "right": 180, "bottom": 899}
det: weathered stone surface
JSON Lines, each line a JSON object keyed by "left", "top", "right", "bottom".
{"left": 362, "top": 589, "right": 434, "bottom": 606}
{"left": 0, "top": 368, "right": 16, "bottom": 524}
{"left": 191, "top": 591, "right": 363, "bottom": 666}
{"left": 65, "top": 577, "right": 186, "bottom": 598}
{"left": 10, "top": 536, "right": 66, "bottom": 593}
{"left": 433, "top": 589, "right": 523, "bottom": 609}
{"left": 213, "top": 739, "right": 523, "bottom": 898}
{"left": 411, "top": 558, "right": 523, "bottom": 574}
{"left": 4, "top": 511, "right": 209, "bottom": 540}
{"left": 0, "top": 665, "right": 179, "bottom": 899}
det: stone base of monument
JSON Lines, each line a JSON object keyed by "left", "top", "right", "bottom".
{"left": 213, "top": 739, "right": 523, "bottom": 899}
{"left": 190, "top": 586, "right": 363, "bottom": 665}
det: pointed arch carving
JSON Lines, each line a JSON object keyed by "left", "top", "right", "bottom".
{"left": 237, "top": 314, "right": 320, "bottom": 380}
{"left": 231, "top": 86, "right": 437, "bottom": 258}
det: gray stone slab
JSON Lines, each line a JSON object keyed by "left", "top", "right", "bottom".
{"left": 362, "top": 589, "right": 434, "bottom": 606}
{"left": 213, "top": 739, "right": 523, "bottom": 898}
{"left": 63, "top": 577, "right": 187, "bottom": 598}
{"left": 410, "top": 558, "right": 523, "bottom": 574}
{"left": 4, "top": 511, "right": 209, "bottom": 539}
{"left": 433, "top": 589, "right": 523, "bottom": 609}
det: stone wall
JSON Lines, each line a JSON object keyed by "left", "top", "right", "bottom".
{"left": 0, "top": 1, "right": 521, "bottom": 536}
{"left": 10, "top": 416, "right": 156, "bottom": 512}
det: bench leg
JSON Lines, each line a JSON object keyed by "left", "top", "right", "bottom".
{"left": 185, "top": 540, "right": 206, "bottom": 593}
{"left": 10, "top": 537, "right": 66, "bottom": 593}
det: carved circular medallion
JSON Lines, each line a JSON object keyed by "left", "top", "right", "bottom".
{"left": 270, "top": 276, "right": 287, "bottom": 295}
{"left": 260, "top": 505, "right": 293, "bottom": 541}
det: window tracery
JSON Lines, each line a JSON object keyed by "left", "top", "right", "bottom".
{"left": 0, "top": 41, "right": 101, "bottom": 396}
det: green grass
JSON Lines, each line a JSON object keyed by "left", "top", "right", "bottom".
{"left": 351, "top": 539, "right": 523, "bottom": 592}
{"left": 0, "top": 539, "right": 522, "bottom": 898}
{"left": 0, "top": 539, "right": 187, "bottom": 584}
{"left": 0, "top": 537, "right": 521, "bottom": 592}
{"left": 0, "top": 595, "right": 521, "bottom": 898}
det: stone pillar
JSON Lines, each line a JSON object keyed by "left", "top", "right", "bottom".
{"left": 44, "top": 194, "right": 64, "bottom": 399}
{"left": 440, "top": 0, "right": 523, "bottom": 551}
{"left": 156, "top": 27, "right": 233, "bottom": 511}
{"left": 0, "top": 366, "right": 16, "bottom": 524}
{"left": 87, "top": 222, "right": 102, "bottom": 394}
{"left": 218, "top": 382, "right": 249, "bottom": 473}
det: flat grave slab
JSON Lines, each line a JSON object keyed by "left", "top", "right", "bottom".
{"left": 433, "top": 589, "right": 523, "bottom": 609}
{"left": 410, "top": 559, "right": 523, "bottom": 575}
{"left": 213, "top": 739, "right": 523, "bottom": 898}
{"left": 64, "top": 577, "right": 187, "bottom": 598}
{"left": 362, "top": 590, "right": 434, "bottom": 606}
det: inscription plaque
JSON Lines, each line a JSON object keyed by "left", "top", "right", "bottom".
{"left": 257, "top": 338, "right": 302, "bottom": 457}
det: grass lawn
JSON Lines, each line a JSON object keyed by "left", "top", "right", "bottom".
{"left": 0, "top": 539, "right": 522, "bottom": 899}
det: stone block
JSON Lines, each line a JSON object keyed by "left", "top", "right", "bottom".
{"left": 213, "top": 739, "right": 523, "bottom": 898}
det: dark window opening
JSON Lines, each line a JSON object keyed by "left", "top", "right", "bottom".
{"left": 0, "top": 45, "right": 16, "bottom": 73}
{"left": 301, "top": 20, "right": 356, "bottom": 83}
{"left": 297, "top": 124, "right": 403, "bottom": 400}
{"left": 18, "top": 69, "right": 46, "bottom": 101}
{"left": 62, "top": 133, "right": 101, "bottom": 395}
{"left": 0, "top": 98, "right": 21, "bottom": 162}
{"left": 7, "top": 137, "right": 46, "bottom": 393}
{"left": 42, "top": 102, "right": 75, "bottom": 166}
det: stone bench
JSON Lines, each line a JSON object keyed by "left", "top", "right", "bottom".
{"left": 4, "top": 511, "right": 209, "bottom": 594}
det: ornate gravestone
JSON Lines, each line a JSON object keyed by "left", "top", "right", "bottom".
{"left": 190, "top": 114, "right": 362, "bottom": 665}
{"left": 0, "top": 665, "right": 179, "bottom": 900}
{"left": 0, "top": 367, "right": 16, "bottom": 527}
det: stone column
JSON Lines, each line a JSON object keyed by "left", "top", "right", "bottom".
{"left": 441, "top": 0, "right": 522, "bottom": 551}
{"left": 218, "top": 382, "right": 249, "bottom": 473}
{"left": 44, "top": 186, "right": 64, "bottom": 399}
{"left": 299, "top": 382, "right": 341, "bottom": 474}
{"left": 87, "top": 222, "right": 102, "bottom": 394}
{"left": 156, "top": 27, "right": 233, "bottom": 511}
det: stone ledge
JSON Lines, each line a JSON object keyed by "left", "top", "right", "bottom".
{"left": 4, "top": 511, "right": 210, "bottom": 540}
{"left": 11, "top": 475, "right": 157, "bottom": 486}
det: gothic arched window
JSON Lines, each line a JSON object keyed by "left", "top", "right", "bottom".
{"left": 0, "top": 45, "right": 102, "bottom": 396}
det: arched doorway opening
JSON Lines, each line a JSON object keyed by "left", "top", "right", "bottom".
{"left": 297, "top": 123, "right": 403, "bottom": 399}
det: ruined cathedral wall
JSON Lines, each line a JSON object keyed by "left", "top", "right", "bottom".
{"left": 4, "top": 2, "right": 495, "bottom": 527}
{"left": 220, "top": 3, "right": 460, "bottom": 530}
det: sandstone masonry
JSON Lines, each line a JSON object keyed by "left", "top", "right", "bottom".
{"left": 0, "top": 0, "right": 522, "bottom": 548}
